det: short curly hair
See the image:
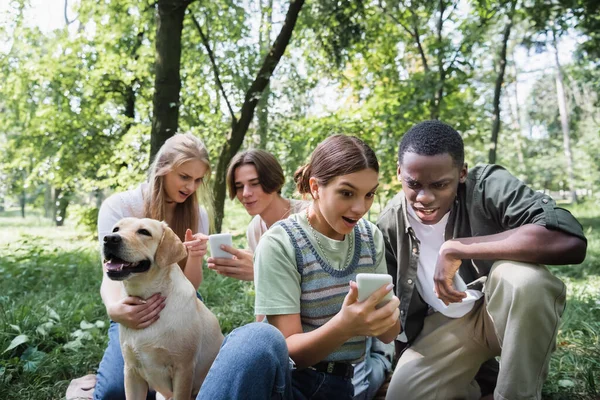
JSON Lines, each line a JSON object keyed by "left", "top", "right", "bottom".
{"left": 398, "top": 120, "right": 464, "bottom": 167}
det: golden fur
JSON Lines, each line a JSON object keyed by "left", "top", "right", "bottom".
{"left": 102, "top": 217, "right": 223, "bottom": 400}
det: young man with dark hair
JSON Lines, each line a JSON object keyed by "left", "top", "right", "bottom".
{"left": 377, "top": 120, "right": 587, "bottom": 399}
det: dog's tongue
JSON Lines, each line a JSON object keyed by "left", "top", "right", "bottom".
{"left": 104, "top": 258, "right": 131, "bottom": 271}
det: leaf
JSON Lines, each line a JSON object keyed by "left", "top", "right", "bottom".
{"left": 3, "top": 335, "right": 29, "bottom": 354}
{"left": 80, "top": 320, "right": 95, "bottom": 330}
{"left": 36, "top": 321, "right": 55, "bottom": 336}
{"left": 43, "top": 305, "right": 61, "bottom": 322}
{"left": 21, "top": 346, "right": 46, "bottom": 373}
{"left": 64, "top": 339, "right": 83, "bottom": 351}
{"left": 71, "top": 329, "right": 93, "bottom": 341}
{"left": 9, "top": 324, "right": 20, "bottom": 333}
{"left": 558, "top": 379, "right": 576, "bottom": 387}
{"left": 95, "top": 320, "right": 106, "bottom": 329}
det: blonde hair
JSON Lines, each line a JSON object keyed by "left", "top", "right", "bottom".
{"left": 143, "top": 133, "right": 214, "bottom": 243}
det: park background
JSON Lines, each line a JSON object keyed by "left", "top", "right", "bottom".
{"left": 0, "top": 0, "right": 598, "bottom": 398}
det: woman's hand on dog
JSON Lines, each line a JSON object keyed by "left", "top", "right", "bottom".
{"left": 184, "top": 229, "right": 209, "bottom": 259}
{"left": 207, "top": 245, "right": 254, "bottom": 281}
{"left": 107, "top": 293, "right": 166, "bottom": 329}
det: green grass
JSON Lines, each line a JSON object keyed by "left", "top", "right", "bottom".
{"left": 543, "top": 202, "right": 600, "bottom": 399}
{"left": 0, "top": 200, "right": 598, "bottom": 399}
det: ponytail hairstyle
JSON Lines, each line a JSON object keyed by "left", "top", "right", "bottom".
{"left": 294, "top": 134, "right": 379, "bottom": 197}
{"left": 144, "top": 133, "right": 214, "bottom": 242}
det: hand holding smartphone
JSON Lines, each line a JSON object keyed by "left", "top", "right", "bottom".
{"left": 356, "top": 273, "right": 393, "bottom": 308}
{"left": 208, "top": 233, "right": 233, "bottom": 259}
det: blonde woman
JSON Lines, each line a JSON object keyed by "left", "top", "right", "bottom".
{"left": 94, "top": 133, "right": 213, "bottom": 400}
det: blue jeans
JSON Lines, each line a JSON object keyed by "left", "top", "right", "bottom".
{"left": 94, "top": 292, "right": 203, "bottom": 400}
{"left": 197, "top": 323, "right": 354, "bottom": 400}
{"left": 93, "top": 321, "right": 155, "bottom": 400}
{"left": 352, "top": 337, "right": 394, "bottom": 400}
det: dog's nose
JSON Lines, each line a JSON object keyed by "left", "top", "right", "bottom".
{"left": 104, "top": 234, "right": 122, "bottom": 244}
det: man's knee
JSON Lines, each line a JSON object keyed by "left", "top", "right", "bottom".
{"left": 489, "top": 261, "right": 562, "bottom": 295}
{"left": 487, "top": 260, "right": 566, "bottom": 314}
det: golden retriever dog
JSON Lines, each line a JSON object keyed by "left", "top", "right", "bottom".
{"left": 102, "top": 217, "right": 224, "bottom": 400}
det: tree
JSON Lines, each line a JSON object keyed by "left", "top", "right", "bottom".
{"left": 255, "top": 0, "right": 274, "bottom": 149}
{"left": 489, "top": 0, "right": 517, "bottom": 165}
{"left": 552, "top": 30, "right": 577, "bottom": 203}
{"left": 150, "top": 0, "right": 195, "bottom": 160}
{"left": 191, "top": 0, "right": 306, "bottom": 231}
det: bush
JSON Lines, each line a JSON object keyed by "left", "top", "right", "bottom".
{"left": 68, "top": 205, "right": 99, "bottom": 239}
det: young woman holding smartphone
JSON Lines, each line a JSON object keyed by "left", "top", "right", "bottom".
{"left": 197, "top": 135, "right": 400, "bottom": 400}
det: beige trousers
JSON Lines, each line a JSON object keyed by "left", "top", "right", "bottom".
{"left": 385, "top": 261, "right": 566, "bottom": 400}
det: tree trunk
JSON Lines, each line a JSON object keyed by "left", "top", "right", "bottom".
{"left": 553, "top": 32, "right": 577, "bottom": 203}
{"left": 488, "top": 0, "right": 515, "bottom": 165}
{"left": 510, "top": 52, "right": 525, "bottom": 174}
{"left": 53, "top": 188, "right": 60, "bottom": 224}
{"left": 212, "top": 0, "right": 305, "bottom": 232}
{"left": 55, "top": 189, "right": 70, "bottom": 227}
{"left": 149, "top": 0, "right": 191, "bottom": 161}
{"left": 20, "top": 190, "right": 25, "bottom": 218}
{"left": 44, "top": 183, "right": 53, "bottom": 218}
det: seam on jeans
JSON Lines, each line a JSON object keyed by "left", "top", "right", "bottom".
{"left": 309, "top": 372, "right": 327, "bottom": 399}
{"left": 535, "top": 280, "right": 566, "bottom": 395}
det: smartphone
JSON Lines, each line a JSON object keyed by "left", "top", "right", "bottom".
{"left": 208, "top": 233, "right": 233, "bottom": 259}
{"left": 356, "top": 273, "right": 393, "bottom": 307}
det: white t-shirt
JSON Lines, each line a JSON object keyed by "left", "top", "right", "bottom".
{"left": 246, "top": 198, "right": 309, "bottom": 252}
{"left": 407, "top": 206, "right": 483, "bottom": 318}
{"left": 97, "top": 183, "right": 209, "bottom": 246}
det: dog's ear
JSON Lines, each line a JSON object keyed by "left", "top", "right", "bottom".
{"left": 155, "top": 224, "right": 188, "bottom": 267}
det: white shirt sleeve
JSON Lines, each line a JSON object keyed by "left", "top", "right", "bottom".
{"left": 246, "top": 215, "right": 266, "bottom": 252}
{"left": 97, "top": 193, "right": 127, "bottom": 247}
{"left": 198, "top": 207, "right": 209, "bottom": 235}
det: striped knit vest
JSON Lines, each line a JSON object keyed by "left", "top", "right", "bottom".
{"left": 277, "top": 218, "right": 378, "bottom": 363}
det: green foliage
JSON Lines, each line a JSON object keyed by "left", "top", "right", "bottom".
{"left": 2, "top": 0, "right": 599, "bottom": 224}
{"left": 69, "top": 204, "right": 99, "bottom": 239}
{"left": 0, "top": 231, "right": 107, "bottom": 398}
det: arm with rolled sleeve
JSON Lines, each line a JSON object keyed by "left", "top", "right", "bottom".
{"left": 435, "top": 165, "right": 587, "bottom": 305}
{"left": 451, "top": 165, "right": 587, "bottom": 265}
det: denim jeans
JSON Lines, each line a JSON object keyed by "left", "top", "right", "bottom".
{"left": 93, "top": 321, "right": 156, "bottom": 400}
{"left": 197, "top": 323, "right": 354, "bottom": 400}
{"left": 352, "top": 337, "right": 394, "bottom": 400}
{"left": 94, "top": 292, "right": 203, "bottom": 400}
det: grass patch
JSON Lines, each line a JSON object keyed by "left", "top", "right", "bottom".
{"left": 542, "top": 202, "right": 600, "bottom": 399}
{"left": 0, "top": 200, "right": 598, "bottom": 399}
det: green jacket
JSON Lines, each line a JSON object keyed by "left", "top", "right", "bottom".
{"left": 376, "top": 164, "right": 586, "bottom": 343}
